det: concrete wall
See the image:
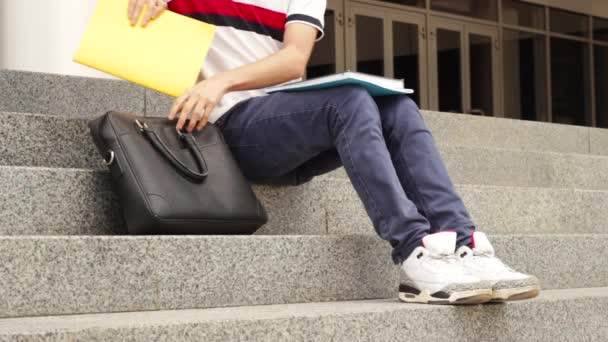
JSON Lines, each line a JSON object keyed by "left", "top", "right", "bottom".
{"left": 0, "top": 0, "right": 112, "bottom": 78}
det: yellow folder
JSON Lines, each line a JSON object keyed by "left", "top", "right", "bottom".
{"left": 74, "top": 0, "right": 216, "bottom": 98}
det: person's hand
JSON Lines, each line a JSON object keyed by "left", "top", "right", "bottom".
{"left": 128, "top": 0, "right": 167, "bottom": 27}
{"left": 168, "top": 77, "right": 232, "bottom": 132}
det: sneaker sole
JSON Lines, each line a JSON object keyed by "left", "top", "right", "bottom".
{"left": 491, "top": 286, "right": 541, "bottom": 302}
{"left": 398, "top": 288, "right": 493, "bottom": 305}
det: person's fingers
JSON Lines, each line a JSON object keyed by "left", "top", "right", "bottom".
{"left": 176, "top": 97, "right": 198, "bottom": 131}
{"left": 128, "top": 0, "right": 136, "bottom": 21}
{"left": 130, "top": 0, "right": 145, "bottom": 25}
{"left": 196, "top": 109, "right": 210, "bottom": 131}
{"left": 196, "top": 100, "right": 216, "bottom": 131}
{"left": 187, "top": 101, "right": 206, "bottom": 132}
{"left": 141, "top": 0, "right": 156, "bottom": 27}
{"left": 169, "top": 94, "right": 189, "bottom": 120}
{"left": 151, "top": 1, "right": 166, "bottom": 20}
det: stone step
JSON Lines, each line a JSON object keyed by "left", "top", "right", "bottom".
{"left": 1, "top": 287, "right": 605, "bottom": 342}
{"left": 5, "top": 111, "right": 608, "bottom": 191}
{"left": 323, "top": 144, "right": 608, "bottom": 190}
{"left": 0, "top": 234, "right": 605, "bottom": 318}
{"left": 0, "top": 112, "right": 102, "bottom": 170}
{"left": 4, "top": 69, "right": 608, "bottom": 155}
{"left": 1, "top": 166, "right": 607, "bottom": 236}
{"left": 0, "top": 70, "right": 144, "bottom": 119}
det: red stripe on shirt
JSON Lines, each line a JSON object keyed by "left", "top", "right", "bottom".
{"left": 168, "top": 0, "right": 286, "bottom": 30}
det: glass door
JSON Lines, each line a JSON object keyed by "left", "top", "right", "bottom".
{"left": 468, "top": 24, "right": 500, "bottom": 117}
{"left": 429, "top": 17, "right": 501, "bottom": 115}
{"left": 346, "top": 2, "right": 388, "bottom": 76}
{"left": 428, "top": 19, "right": 465, "bottom": 113}
{"left": 345, "top": 1, "right": 428, "bottom": 107}
{"left": 306, "top": 0, "right": 345, "bottom": 78}
{"left": 390, "top": 12, "right": 428, "bottom": 107}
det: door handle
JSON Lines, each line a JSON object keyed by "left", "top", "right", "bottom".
{"left": 337, "top": 12, "right": 344, "bottom": 26}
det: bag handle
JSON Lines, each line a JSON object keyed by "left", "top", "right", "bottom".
{"left": 136, "top": 120, "right": 208, "bottom": 182}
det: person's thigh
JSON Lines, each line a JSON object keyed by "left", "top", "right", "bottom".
{"left": 215, "top": 88, "right": 347, "bottom": 182}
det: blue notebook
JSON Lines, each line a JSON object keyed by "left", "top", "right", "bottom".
{"left": 264, "top": 71, "right": 414, "bottom": 96}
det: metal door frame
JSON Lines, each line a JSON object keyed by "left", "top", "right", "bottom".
{"left": 345, "top": 1, "right": 429, "bottom": 108}
{"left": 467, "top": 23, "right": 502, "bottom": 117}
{"left": 428, "top": 17, "right": 467, "bottom": 112}
{"left": 428, "top": 16, "right": 501, "bottom": 115}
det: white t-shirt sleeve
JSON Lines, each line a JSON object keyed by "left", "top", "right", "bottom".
{"left": 285, "top": 0, "right": 327, "bottom": 41}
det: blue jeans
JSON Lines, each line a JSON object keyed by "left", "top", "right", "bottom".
{"left": 214, "top": 85, "right": 475, "bottom": 264}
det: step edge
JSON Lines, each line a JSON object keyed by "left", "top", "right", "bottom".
{"left": 0, "top": 287, "right": 605, "bottom": 335}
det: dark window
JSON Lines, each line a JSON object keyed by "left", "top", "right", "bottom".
{"left": 431, "top": 0, "right": 498, "bottom": 21}
{"left": 437, "top": 29, "right": 462, "bottom": 112}
{"left": 502, "top": 0, "right": 545, "bottom": 30}
{"left": 596, "top": 45, "right": 608, "bottom": 128}
{"left": 550, "top": 38, "right": 591, "bottom": 126}
{"left": 594, "top": 17, "right": 608, "bottom": 43}
{"left": 306, "top": 10, "right": 336, "bottom": 78}
{"left": 381, "top": 0, "right": 425, "bottom": 8}
{"left": 356, "top": 15, "right": 385, "bottom": 76}
{"left": 469, "top": 33, "right": 494, "bottom": 116}
{"left": 393, "top": 21, "right": 420, "bottom": 105}
{"left": 550, "top": 8, "right": 589, "bottom": 38}
{"left": 502, "top": 30, "right": 548, "bottom": 121}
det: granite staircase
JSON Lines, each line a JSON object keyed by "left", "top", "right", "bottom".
{"left": 0, "top": 69, "right": 606, "bottom": 341}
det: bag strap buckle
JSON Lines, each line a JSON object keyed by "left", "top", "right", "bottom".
{"left": 135, "top": 119, "right": 148, "bottom": 132}
{"left": 104, "top": 151, "right": 115, "bottom": 166}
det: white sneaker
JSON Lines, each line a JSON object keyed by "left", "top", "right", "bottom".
{"left": 399, "top": 232, "right": 493, "bottom": 305}
{"left": 456, "top": 232, "right": 541, "bottom": 302}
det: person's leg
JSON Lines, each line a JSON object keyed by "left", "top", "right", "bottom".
{"left": 369, "top": 95, "right": 539, "bottom": 302}
{"left": 216, "top": 86, "right": 492, "bottom": 305}
{"left": 215, "top": 85, "right": 430, "bottom": 263}
{"left": 252, "top": 148, "right": 342, "bottom": 186}
{"left": 373, "top": 95, "right": 476, "bottom": 249}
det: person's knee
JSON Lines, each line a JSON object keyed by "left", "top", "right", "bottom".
{"left": 332, "top": 85, "right": 380, "bottom": 122}
{"left": 388, "top": 96, "right": 426, "bottom": 125}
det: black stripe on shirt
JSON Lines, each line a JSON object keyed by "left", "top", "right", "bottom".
{"left": 285, "top": 14, "right": 324, "bottom": 39}
{"left": 187, "top": 13, "right": 285, "bottom": 42}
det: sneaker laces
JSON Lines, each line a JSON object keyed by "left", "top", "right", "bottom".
{"left": 471, "top": 250, "right": 514, "bottom": 272}
{"left": 428, "top": 252, "right": 458, "bottom": 264}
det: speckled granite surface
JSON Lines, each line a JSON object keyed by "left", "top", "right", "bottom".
{"left": 0, "top": 235, "right": 397, "bottom": 318}
{"left": 438, "top": 145, "right": 608, "bottom": 190}
{"left": 0, "top": 70, "right": 144, "bottom": 118}
{"left": 590, "top": 128, "right": 608, "bottom": 155}
{"left": 8, "top": 109, "right": 608, "bottom": 191}
{"left": 4, "top": 69, "right": 608, "bottom": 156}
{"left": 0, "top": 166, "right": 123, "bottom": 235}
{"left": 0, "top": 234, "right": 605, "bottom": 318}
{"left": 144, "top": 89, "right": 173, "bottom": 117}
{"left": 0, "top": 288, "right": 606, "bottom": 341}
{"left": 318, "top": 178, "right": 608, "bottom": 236}
{"left": 4, "top": 166, "right": 608, "bottom": 236}
{"left": 421, "top": 110, "right": 591, "bottom": 155}
{"left": 0, "top": 112, "right": 102, "bottom": 169}
{"left": 252, "top": 182, "right": 327, "bottom": 235}
{"left": 321, "top": 144, "right": 608, "bottom": 190}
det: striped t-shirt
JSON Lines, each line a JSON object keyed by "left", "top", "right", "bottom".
{"left": 167, "top": 0, "right": 327, "bottom": 123}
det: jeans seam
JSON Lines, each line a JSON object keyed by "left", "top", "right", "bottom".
{"left": 385, "top": 105, "right": 439, "bottom": 226}
{"left": 332, "top": 105, "right": 386, "bottom": 233}
{"left": 394, "top": 149, "right": 439, "bottom": 227}
{"left": 245, "top": 105, "right": 335, "bottom": 129}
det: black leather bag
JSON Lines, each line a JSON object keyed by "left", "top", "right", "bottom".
{"left": 89, "top": 111, "right": 267, "bottom": 235}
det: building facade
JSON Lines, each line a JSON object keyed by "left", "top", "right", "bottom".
{"left": 306, "top": 0, "right": 608, "bottom": 128}
{"left": 1, "top": 0, "right": 606, "bottom": 128}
